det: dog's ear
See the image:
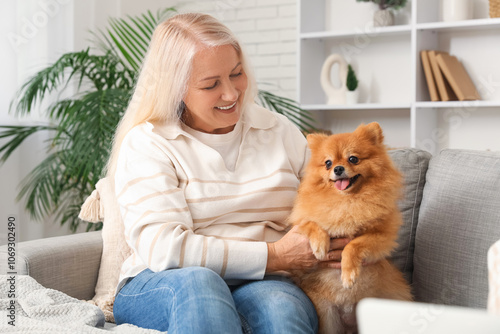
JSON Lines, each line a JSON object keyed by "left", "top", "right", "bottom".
{"left": 306, "top": 133, "right": 328, "bottom": 151}
{"left": 355, "top": 122, "right": 384, "bottom": 145}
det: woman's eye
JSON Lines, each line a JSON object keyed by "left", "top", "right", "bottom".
{"left": 230, "top": 72, "right": 242, "bottom": 78}
{"left": 325, "top": 160, "right": 333, "bottom": 170}
{"left": 204, "top": 81, "right": 218, "bottom": 90}
{"left": 348, "top": 156, "right": 359, "bottom": 164}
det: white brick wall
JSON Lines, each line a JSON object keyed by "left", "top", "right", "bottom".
{"left": 176, "top": 0, "right": 298, "bottom": 99}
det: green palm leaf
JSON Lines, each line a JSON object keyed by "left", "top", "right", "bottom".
{"left": 0, "top": 125, "right": 57, "bottom": 163}
{"left": 10, "top": 49, "right": 135, "bottom": 118}
{"left": 93, "top": 8, "right": 176, "bottom": 71}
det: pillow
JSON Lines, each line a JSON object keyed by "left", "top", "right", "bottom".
{"left": 413, "top": 149, "right": 500, "bottom": 308}
{"left": 79, "top": 177, "right": 132, "bottom": 323}
{"left": 388, "top": 148, "right": 432, "bottom": 284}
{"left": 488, "top": 239, "right": 500, "bottom": 315}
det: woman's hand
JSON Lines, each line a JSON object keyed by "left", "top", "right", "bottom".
{"left": 266, "top": 225, "right": 350, "bottom": 273}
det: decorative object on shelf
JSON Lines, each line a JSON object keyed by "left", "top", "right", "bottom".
{"left": 320, "top": 54, "right": 348, "bottom": 105}
{"left": 346, "top": 64, "right": 359, "bottom": 105}
{"left": 356, "top": 0, "right": 408, "bottom": 27}
{"left": 441, "top": 0, "right": 473, "bottom": 22}
{"left": 374, "top": 9, "right": 394, "bottom": 26}
{"left": 491, "top": 0, "right": 500, "bottom": 18}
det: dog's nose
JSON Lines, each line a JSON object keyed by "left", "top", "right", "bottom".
{"left": 334, "top": 166, "right": 344, "bottom": 176}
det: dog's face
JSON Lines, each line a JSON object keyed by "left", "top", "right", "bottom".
{"left": 305, "top": 122, "right": 388, "bottom": 194}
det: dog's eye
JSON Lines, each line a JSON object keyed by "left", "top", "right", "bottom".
{"left": 348, "top": 156, "right": 359, "bottom": 164}
{"left": 325, "top": 160, "right": 333, "bottom": 170}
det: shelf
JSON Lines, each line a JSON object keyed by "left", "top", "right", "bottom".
{"left": 416, "top": 18, "right": 500, "bottom": 32}
{"left": 304, "top": 101, "right": 500, "bottom": 111}
{"left": 415, "top": 100, "right": 500, "bottom": 109}
{"left": 300, "top": 25, "right": 412, "bottom": 40}
{"left": 301, "top": 18, "right": 500, "bottom": 39}
{"left": 301, "top": 103, "right": 411, "bottom": 111}
{"left": 299, "top": 0, "right": 500, "bottom": 154}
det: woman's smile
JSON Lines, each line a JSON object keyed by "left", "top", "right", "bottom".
{"left": 215, "top": 101, "right": 237, "bottom": 112}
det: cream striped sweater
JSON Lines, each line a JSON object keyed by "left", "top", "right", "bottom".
{"left": 115, "top": 103, "right": 309, "bottom": 289}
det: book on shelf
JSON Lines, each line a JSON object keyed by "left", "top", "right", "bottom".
{"left": 436, "top": 53, "right": 482, "bottom": 101}
{"left": 420, "top": 50, "right": 481, "bottom": 102}
{"left": 420, "top": 50, "right": 440, "bottom": 101}
{"left": 427, "top": 50, "right": 457, "bottom": 102}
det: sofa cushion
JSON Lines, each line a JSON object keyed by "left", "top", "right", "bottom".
{"left": 79, "top": 177, "right": 132, "bottom": 323}
{"left": 388, "top": 148, "right": 432, "bottom": 284}
{"left": 413, "top": 149, "right": 500, "bottom": 308}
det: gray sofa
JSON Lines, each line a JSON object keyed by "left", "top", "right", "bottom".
{"left": 2, "top": 148, "right": 500, "bottom": 326}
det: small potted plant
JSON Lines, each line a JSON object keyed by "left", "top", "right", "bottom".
{"left": 356, "top": 0, "right": 408, "bottom": 27}
{"left": 346, "top": 64, "right": 359, "bottom": 105}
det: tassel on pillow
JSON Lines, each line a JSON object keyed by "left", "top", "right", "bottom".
{"left": 79, "top": 188, "right": 104, "bottom": 222}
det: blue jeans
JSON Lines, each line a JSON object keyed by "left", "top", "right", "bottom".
{"left": 114, "top": 267, "right": 318, "bottom": 333}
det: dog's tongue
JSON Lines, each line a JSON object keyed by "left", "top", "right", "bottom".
{"left": 335, "top": 179, "right": 350, "bottom": 191}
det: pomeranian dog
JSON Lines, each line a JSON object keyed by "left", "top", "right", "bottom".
{"left": 289, "top": 122, "right": 412, "bottom": 334}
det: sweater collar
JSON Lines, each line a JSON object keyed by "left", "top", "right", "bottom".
{"left": 150, "top": 103, "right": 278, "bottom": 140}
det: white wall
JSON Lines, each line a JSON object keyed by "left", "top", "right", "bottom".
{"left": 0, "top": 0, "right": 81, "bottom": 243}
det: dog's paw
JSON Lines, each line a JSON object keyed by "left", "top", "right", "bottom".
{"left": 341, "top": 268, "right": 358, "bottom": 289}
{"left": 310, "top": 237, "right": 329, "bottom": 261}
{"left": 341, "top": 257, "right": 361, "bottom": 289}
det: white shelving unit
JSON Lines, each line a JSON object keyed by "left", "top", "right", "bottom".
{"left": 298, "top": 0, "right": 500, "bottom": 154}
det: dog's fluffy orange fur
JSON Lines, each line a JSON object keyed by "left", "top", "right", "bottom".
{"left": 289, "top": 122, "right": 412, "bottom": 334}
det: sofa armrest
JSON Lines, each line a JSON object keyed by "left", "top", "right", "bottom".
{"left": 0, "top": 231, "right": 102, "bottom": 301}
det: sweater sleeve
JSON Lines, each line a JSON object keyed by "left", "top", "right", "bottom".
{"left": 114, "top": 126, "right": 268, "bottom": 280}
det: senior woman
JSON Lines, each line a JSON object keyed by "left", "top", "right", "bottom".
{"left": 108, "top": 12, "right": 348, "bottom": 334}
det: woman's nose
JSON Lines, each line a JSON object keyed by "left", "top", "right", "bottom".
{"left": 221, "top": 80, "right": 238, "bottom": 101}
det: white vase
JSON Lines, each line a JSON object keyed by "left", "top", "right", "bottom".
{"left": 346, "top": 90, "right": 359, "bottom": 105}
{"left": 320, "top": 54, "right": 348, "bottom": 105}
{"left": 441, "top": 0, "right": 473, "bottom": 22}
{"left": 373, "top": 9, "right": 394, "bottom": 27}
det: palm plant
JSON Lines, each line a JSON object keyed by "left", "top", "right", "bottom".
{"left": 0, "top": 8, "right": 316, "bottom": 232}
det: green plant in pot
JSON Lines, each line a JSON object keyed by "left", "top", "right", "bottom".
{"left": 357, "top": 0, "right": 408, "bottom": 27}
{"left": 346, "top": 64, "right": 359, "bottom": 105}
{"left": 0, "top": 8, "right": 317, "bottom": 232}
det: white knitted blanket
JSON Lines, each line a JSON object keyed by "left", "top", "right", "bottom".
{"left": 0, "top": 275, "right": 160, "bottom": 333}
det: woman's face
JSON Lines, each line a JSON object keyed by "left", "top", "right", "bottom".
{"left": 183, "top": 44, "right": 248, "bottom": 134}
